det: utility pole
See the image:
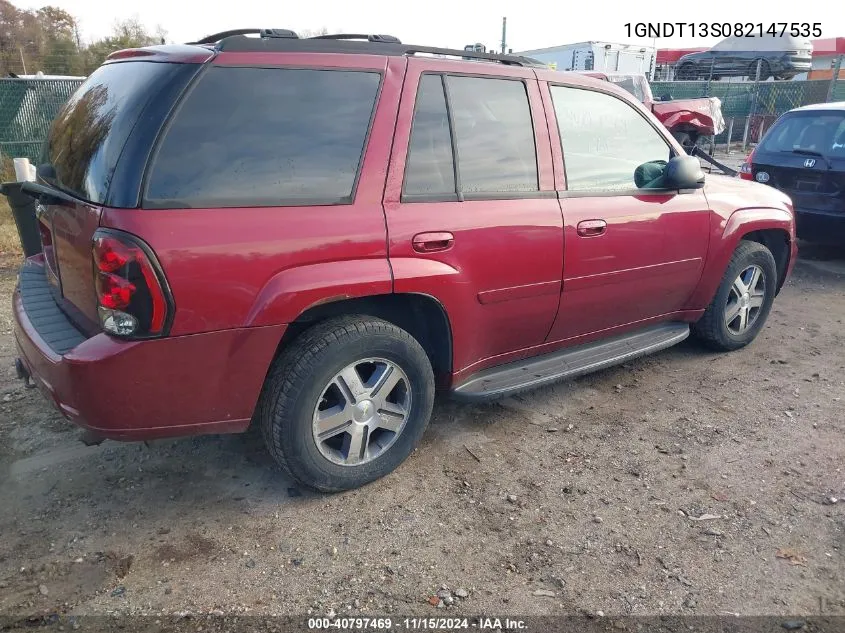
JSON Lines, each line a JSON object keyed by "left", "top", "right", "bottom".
{"left": 826, "top": 55, "right": 843, "bottom": 103}
{"left": 501, "top": 17, "right": 507, "bottom": 55}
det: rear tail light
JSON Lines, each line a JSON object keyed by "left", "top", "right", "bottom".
{"left": 92, "top": 229, "right": 172, "bottom": 338}
{"left": 739, "top": 149, "right": 756, "bottom": 180}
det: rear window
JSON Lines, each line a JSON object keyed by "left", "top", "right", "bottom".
{"left": 759, "top": 111, "right": 845, "bottom": 158}
{"left": 144, "top": 67, "right": 381, "bottom": 208}
{"left": 43, "top": 61, "right": 183, "bottom": 204}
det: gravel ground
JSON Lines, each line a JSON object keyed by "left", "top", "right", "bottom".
{"left": 0, "top": 244, "right": 843, "bottom": 626}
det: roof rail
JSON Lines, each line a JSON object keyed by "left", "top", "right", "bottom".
{"left": 212, "top": 35, "right": 544, "bottom": 67}
{"left": 188, "top": 28, "right": 298, "bottom": 45}
{"left": 405, "top": 45, "right": 542, "bottom": 67}
{"left": 311, "top": 33, "right": 402, "bottom": 44}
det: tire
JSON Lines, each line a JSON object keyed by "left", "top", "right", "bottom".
{"left": 750, "top": 60, "right": 771, "bottom": 80}
{"left": 258, "top": 316, "right": 435, "bottom": 492}
{"left": 677, "top": 63, "right": 697, "bottom": 81}
{"left": 691, "top": 241, "right": 778, "bottom": 352}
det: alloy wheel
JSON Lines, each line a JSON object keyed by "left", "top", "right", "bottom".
{"left": 725, "top": 264, "right": 766, "bottom": 335}
{"left": 312, "top": 358, "right": 411, "bottom": 466}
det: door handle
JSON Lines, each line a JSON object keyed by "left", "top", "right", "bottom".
{"left": 412, "top": 232, "right": 454, "bottom": 253}
{"left": 577, "top": 219, "right": 607, "bottom": 237}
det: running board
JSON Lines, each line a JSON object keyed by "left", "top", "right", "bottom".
{"left": 452, "top": 322, "right": 690, "bottom": 401}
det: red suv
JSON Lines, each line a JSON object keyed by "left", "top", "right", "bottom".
{"left": 13, "top": 30, "right": 797, "bottom": 491}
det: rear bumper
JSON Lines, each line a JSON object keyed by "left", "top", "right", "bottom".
{"left": 13, "top": 260, "right": 286, "bottom": 441}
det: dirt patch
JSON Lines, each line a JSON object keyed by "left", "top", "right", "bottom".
{"left": 154, "top": 534, "right": 216, "bottom": 564}
{"left": 0, "top": 251, "right": 843, "bottom": 620}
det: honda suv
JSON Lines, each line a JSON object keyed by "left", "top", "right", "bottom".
{"left": 13, "top": 30, "right": 797, "bottom": 491}
{"left": 740, "top": 102, "right": 845, "bottom": 242}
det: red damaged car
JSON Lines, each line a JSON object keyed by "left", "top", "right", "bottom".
{"left": 12, "top": 30, "right": 795, "bottom": 491}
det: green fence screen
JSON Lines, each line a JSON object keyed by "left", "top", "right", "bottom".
{"left": 0, "top": 78, "right": 85, "bottom": 163}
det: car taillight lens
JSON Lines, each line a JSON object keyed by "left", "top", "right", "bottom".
{"left": 739, "top": 149, "right": 756, "bottom": 180}
{"left": 92, "top": 230, "right": 171, "bottom": 338}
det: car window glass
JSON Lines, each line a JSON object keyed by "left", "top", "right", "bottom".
{"left": 403, "top": 75, "right": 456, "bottom": 197}
{"left": 550, "top": 86, "right": 672, "bottom": 191}
{"left": 607, "top": 75, "right": 645, "bottom": 102}
{"left": 145, "top": 67, "right": 380, "bottom": 208}
{"left": 760, "top": 112, "right": 845, "bottom": 157}
{"left": 446, "top": 76, "right": 539, "bottom": 194}
{"left": 43, "top": 61, "right": 181, "bottom": 204}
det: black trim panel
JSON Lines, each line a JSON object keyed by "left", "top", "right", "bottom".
{"left": 18, "top": 263, "right": 88, "bottom": 355}
{"left": 559, "top": 188, "right": 687, "bottom": 199}
{"left": 452, "top": 322, "right": 690, "bottom": 401}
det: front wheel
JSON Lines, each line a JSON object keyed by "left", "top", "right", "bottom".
{"left": 691, "top": 241, "right": 778, "bottom": 351}
{"left": 258, "top": 316, "right": 435, "bottom": 492}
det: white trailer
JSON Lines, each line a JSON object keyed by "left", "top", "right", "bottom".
{"left": 516, "top": 41, "right": 656, "bottom": 75}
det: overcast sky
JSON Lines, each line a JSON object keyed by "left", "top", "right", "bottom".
{"left": 13, "top": 0, "right": 841, "bottom": 52}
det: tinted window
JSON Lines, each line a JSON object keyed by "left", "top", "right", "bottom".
{"left": 551, "top": 86, "right": 671, "bottom": 191}
{"left": 44, "top": 61, "right": 182, "bottom": 204}
{"left": 403, "top": 75, "right": 456, "bottom": 197}
{"left": 446, "top": 76, "right": 538, "bottom": 194}
{"left": 759, "top": 111, "right": 845, "bottom": 158}
{"left": 145, "top": 67, "right": 380, "bottom": 208}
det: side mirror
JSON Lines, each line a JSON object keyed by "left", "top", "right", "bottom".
{"left": 664, "top": 155, "right": 705, "bottom": 190}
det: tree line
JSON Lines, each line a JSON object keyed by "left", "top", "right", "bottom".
{"left": 0, "top": 0, "right": 165, "bottom": 77}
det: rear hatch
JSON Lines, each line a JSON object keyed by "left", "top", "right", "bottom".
{"left": 34, "top": 53, "right": 207, "bottom": 334}
{"left": 752, "top": 109, "right": 845, "bottom": 216}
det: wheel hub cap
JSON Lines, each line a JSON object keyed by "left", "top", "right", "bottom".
{"left": 312, "top": 358, "right": 411, "bottom": 466}
{"left": 725, "top": 265, "right": 766, "bottom": 335}
{"left": 353, "top": 399, "right": 375, "bottom": 423}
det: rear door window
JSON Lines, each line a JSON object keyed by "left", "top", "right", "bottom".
{"left": 446, "top": 76, "right": 539, "bottom": 195}
{"left": 403, "top": 74, "right": 457, "bottom": 198}
{"left": 144, "top": 67, "right": 381, "bottom": 208}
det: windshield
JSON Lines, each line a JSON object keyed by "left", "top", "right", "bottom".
{"left": 41, "top": 61, "right": 185, "bottom": 204}
{"left": 759, "top": 111, "right": 845, "bottom": 158}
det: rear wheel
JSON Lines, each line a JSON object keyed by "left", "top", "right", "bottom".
{"left": 691, "top": 241, "right": 778, "bottom": 351}
{"left": 258, "top": 316, "right": 435, "bottom": 492}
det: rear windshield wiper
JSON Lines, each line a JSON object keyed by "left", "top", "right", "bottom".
{"left": 791, "top": 148, "right": 831, "bottom": 170}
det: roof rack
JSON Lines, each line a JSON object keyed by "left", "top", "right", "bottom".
{"left": 188, "top": 28, "right": 298, "bottom": 45}
{"left": 311, "top": 33, "right": 402, "bottom": 44}
{"left": 207, "top": 34, "right": 543, "bottom": 67}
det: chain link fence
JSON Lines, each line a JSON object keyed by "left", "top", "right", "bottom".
{"left": 0, "top": 77, "right": 85, "bottom": 163}
{"left": 652, "top": 56, "right": 845, "bottom": 151}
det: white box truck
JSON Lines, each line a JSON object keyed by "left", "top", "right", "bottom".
{"left": 516, "top": 41, "right": 656, "bottom": 75}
